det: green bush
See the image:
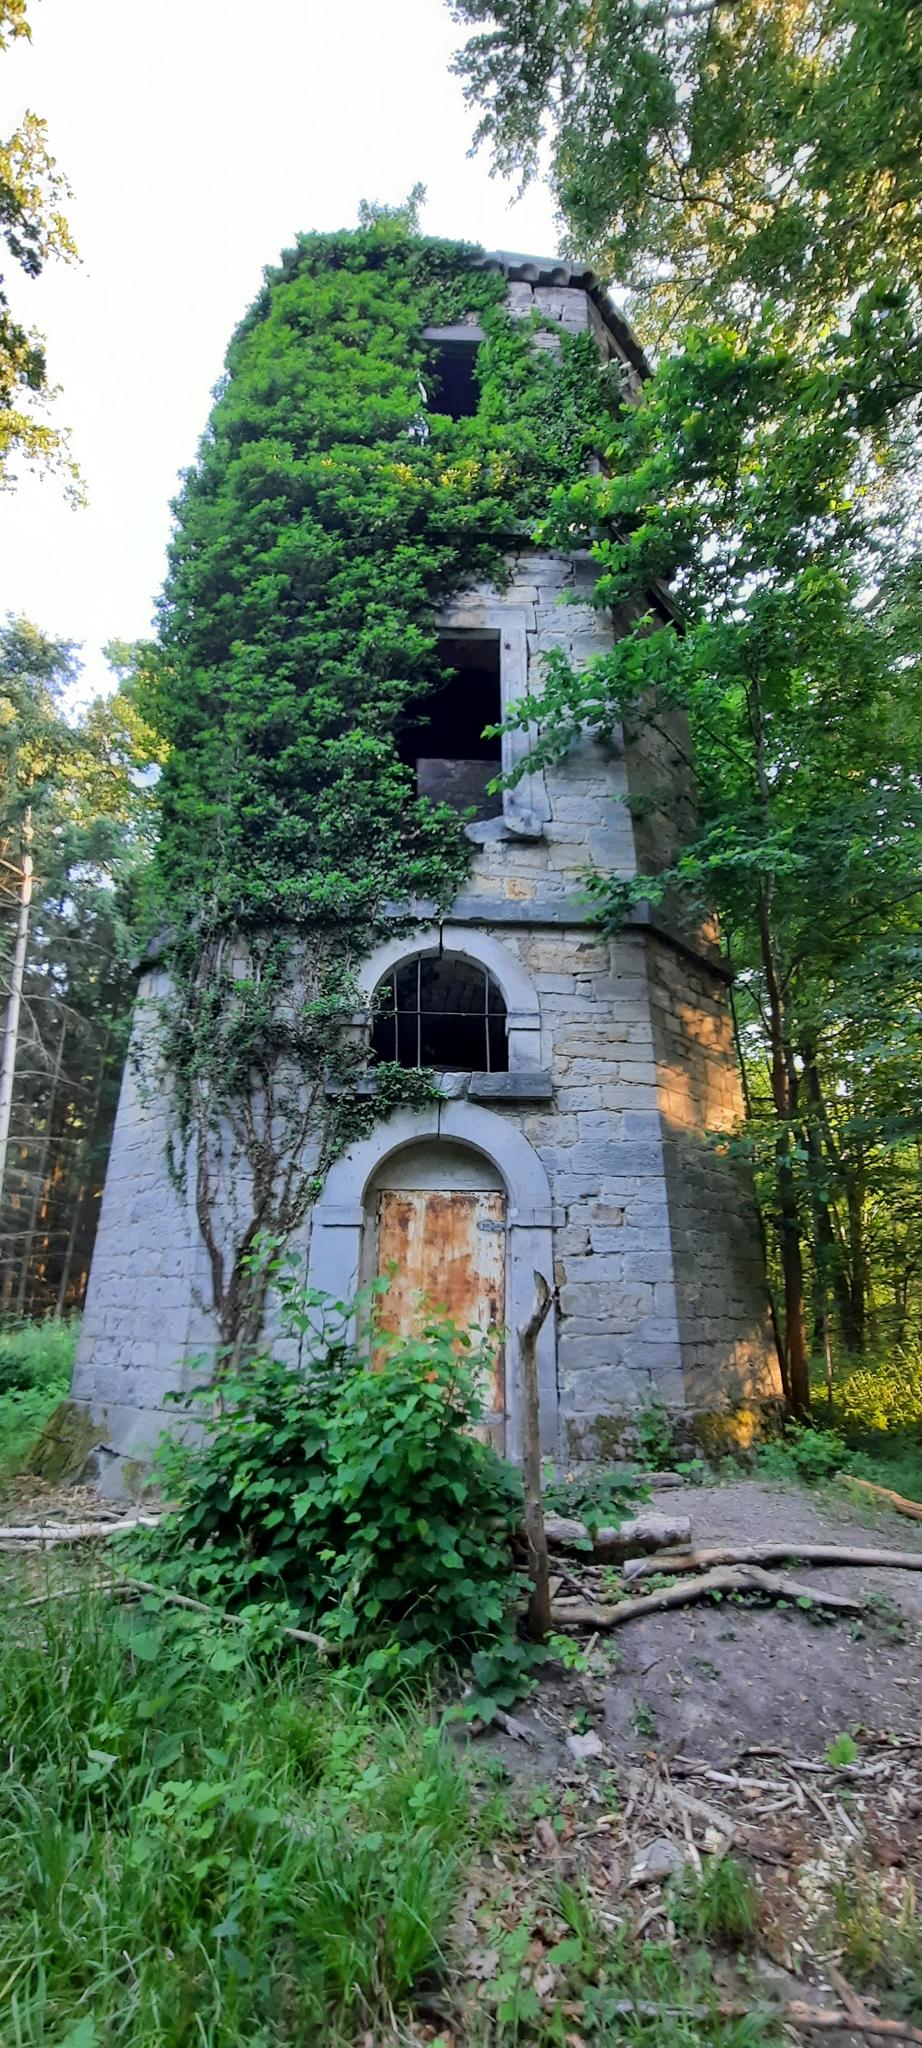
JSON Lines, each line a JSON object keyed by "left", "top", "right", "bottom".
{"left": 0, "top": 1315, "right": 77, "bottom": 1396}
{"left": 832, "top": 1347, "right": 922, "bottom": 1434}
{"left": 544, "top": 1462, "right": 651, "bottom": 1534}
{"left": 0, "top": 1579, "right": 469, "bottom": 2045}
{"left": 0, "top": 1317, "right": 77, "bottom": 1475}
{"left": 754, "top": 1423, "right": 853, "bottom": 1484}
{"left": 146, "top": 1260, "right": 525, "bottom": 1682}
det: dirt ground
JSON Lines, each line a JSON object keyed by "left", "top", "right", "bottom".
{"left": 3, "top": 1467, "right": 921, "bottom": 2042}
{"left": 473, "top": 1475, "right": 922, "bottom": 1778}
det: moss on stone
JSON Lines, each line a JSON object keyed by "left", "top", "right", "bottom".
{"left": 26, "top": 1401, "right": 106, "bottom": 1484}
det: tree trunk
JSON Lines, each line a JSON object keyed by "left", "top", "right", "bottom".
{"left": 0, "top": 804, "right": 34, "bottom": 1204}
{"left": 518, "top": 1272, "right": 555, "bottom": 1642}
{"left": 15, "top": 1011, "right": 67, "bottom": 1316}
{"left": 729, "top": 971, "right": 788, "bottom": 1397}
{"left": 755, "top": 888, "right": 810, "bottom": 1416}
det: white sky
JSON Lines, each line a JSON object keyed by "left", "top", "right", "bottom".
{"left": 0, "top": 0, "right": 559, "bottom": 700}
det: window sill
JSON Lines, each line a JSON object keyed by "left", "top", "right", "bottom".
{"left": 323, "top": 1069, "right": 553, "bottom": 1103}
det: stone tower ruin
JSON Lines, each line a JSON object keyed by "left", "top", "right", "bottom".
{"left": 71, "top": 252, "right": 780, "bottom": 1490}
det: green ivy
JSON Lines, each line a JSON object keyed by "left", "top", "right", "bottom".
{"left": 139, "top": 204, "right": 617, "bottom": 1350}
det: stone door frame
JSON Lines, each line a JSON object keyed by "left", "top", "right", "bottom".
{"left": 307, "top": 1098, "right": 557, "bottom": 1462}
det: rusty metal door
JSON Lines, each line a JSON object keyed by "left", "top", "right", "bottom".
{"left": 375, "top": 1189, "right": 506, "bottom": 1450}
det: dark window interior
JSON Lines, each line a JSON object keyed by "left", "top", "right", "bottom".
{"left": 398, "top": 632, "right": 502, "bottom": 819}
{"left": 371, "top": 955, "right": 508, "bottom": 1072}
{"left": 430, "top": 342, "right": 479, "bottom": 421}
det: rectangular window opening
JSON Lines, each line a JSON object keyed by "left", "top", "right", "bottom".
{"left": 398, "top": 631, "right": 502, "bottom": 820}
{"left": 429, "top": 341, "right": 480, "bottom": 421}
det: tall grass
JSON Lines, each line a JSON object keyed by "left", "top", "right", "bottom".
{"left": 0, "top": 1578, "right": 469, "bottom": 2045}
{"left": 0, "top": 1317, "right": 78, "bottom": 1477}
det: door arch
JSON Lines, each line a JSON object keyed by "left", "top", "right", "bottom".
{"left": 307, "top": 1102, "right": 556, "bottom": 1461}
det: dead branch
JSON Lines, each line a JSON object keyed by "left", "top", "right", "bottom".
{"left": 518, "top": 1271, "right": 554, "bottom": 1640}
{"left": 18, "top": 1573, "right": 330, "bottom": 1652}
{"left": 846, "top": 1477, "right": 922, "bottom": 1523}
{"left": 541, "top": 1510, "right": 692, "bottom": 1558}
{"left": 0, "top": 1514, "right": 162, "bottom": 1546}
{"left": 548, "top": 1564, "right": 864, "bottom": 1630}
{"left": 622, "top": 1542, "right": 922, "bottom": 1583}
{"left": 599, "top": 2000, "right": 922, "bottom": 2042}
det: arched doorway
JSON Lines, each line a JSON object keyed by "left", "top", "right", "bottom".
{"left": 308, "top": 1099, "right": 557, "bottom": 1464}
{"left": 365, "top": 1140, "right": 507, "bottom": 1449}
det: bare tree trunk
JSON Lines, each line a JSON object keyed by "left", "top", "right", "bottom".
{"left": 756, "top": 890, "right": 810, "bottom": 1416}
{"left": 728, "top": 971, "right": 788, "bottom": 1397}
{"left": 55, "top": 1179, "right": 85, "bottom": 1316}
{"left": 0, "top": 804, "right": 34, "bottom": 1205}
{"left": 15, "top": 1010, "right": 66, "bottom": 1316}
{"left": 518, "top": 1271, "right": 555, "bottom": 1642}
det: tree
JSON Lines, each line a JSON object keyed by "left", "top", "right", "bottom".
{"left": 451, "top": 0, "right": 922, "bottom": 348}
{"left": 498, "top": 315, "right": 922, "bottom": 1407}
{"left": 0, "top": 622, "right": 160, "bottom": 1311}
{"left": 1, "top": 0, "right": 78, "bottom": 489}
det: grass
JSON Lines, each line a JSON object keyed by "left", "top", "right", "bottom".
{"left": 670, "top": 1857, "right": 760, "bottom": 1948}
{"left": 825, "top": 1868, "right": 922, "bottom": 2020}
{"left": 748, "top": 1416, "right": 922, "bottom": 1505}
{"left": 0, "top": 1574, "right": 470, "bottom": 2046}
{"left": 0, "top": 1316, "right": 78, "bottom": 1477}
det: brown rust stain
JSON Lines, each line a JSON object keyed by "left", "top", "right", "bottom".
{"left": 375, "top": 1189, "right": 506, "bottom": 1448}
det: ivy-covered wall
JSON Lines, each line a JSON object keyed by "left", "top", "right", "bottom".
{"left": 136, "top": 220, "right": 621, "bottom": 1359}
{"left": 70, "top": 229, "right": 779, "bottom": 1486}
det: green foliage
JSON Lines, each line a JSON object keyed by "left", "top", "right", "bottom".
{"left": 833, "top": 1349, "right": 922, "bottom": 1434}
{"left": 142, "top": 1259, "right": 526, "bottom": 1682}
{"left": 0, "top": 1578, "right": 470, "bottom": 2044}
{"left": 825, "top": 1732, "right": 859, "bottom": 1766}
{"left": 0, "top": 1316, "right": 76, "bottom": 1473}
{"left": 754, "top": 1423, "right": 853, "bottom": 1486}
{"left": 0, "top": 1312, "right": 77, "bottom": 1395}
{"left": 670, "top": 1857, "right": 760, "bottom": 1949}
{"left": 149, "top": 222, "right": 612, "bottom": 928}
{"left": 494, "top": 308, "right": 922, "bottom": 1411}
{"left": 143, "top": 218, "right": 616, "bottom": 1349}
{"left": 0, "top": 622, "right": 160, "bottom": 1315}
{"left": 455, "top": 0, "right": 922, "bottom": 1414}
{"left": 826, "top": 1869, "right": 922, "bottom": 2019}
{"left": 0, "top": 1, "right": 79, "bottom": 488}
{"left": 543, "top": 1461, "right": 651, "bottom": 1535}
{"left": 452, "top": 0, "right": 922, "bottom": 353}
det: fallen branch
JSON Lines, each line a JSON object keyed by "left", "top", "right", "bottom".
{"left": 23, "top": 1574, "right": 330, "bottom": 1654}
{"left": 0, "top": 1514, "right": 161, "bottom": 1546}
{"left": 597, "top": 1999, "right": 922, "bottom": 2042}
{"left": 845, "top": 1476, "right": 922, "bottom": 1524}
{"left": 518, "top": 1272, "right": 555, "bottom": 1641}
{"left": 549, "top": 1564, "right": 863, "bottom": 1630}
{"left": 542, "top": 1511, "right": 691, "bottom": 1559}
{"left": 623, "top": 1541, "right": 922, "bottom": 1583}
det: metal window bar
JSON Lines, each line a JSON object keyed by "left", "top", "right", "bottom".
{"left": 374, "top": 960, "right": 505, "bottom": 1072}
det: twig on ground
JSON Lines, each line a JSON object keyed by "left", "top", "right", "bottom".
{"left": 622, "top": 1543, "right": 922, "bottom": 1583}
{"left": 845, "top": 1478, "right": 922, "bottom": 1524}
{"left": 23, "top": 1573, "right": 330, "bottom": 1654}
{"left": 596, "top": 1999, "right": 922, "bottom": 2041}
{"left": 0, "top": 1514, "right": 161, "bottom": 1545}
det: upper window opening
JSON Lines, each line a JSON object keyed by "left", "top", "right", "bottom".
{"left": 398, "top": 631, "right": 502, "bottom": 820}
{"left": 430, "top": 341, "right": 480, "bottom": 421}
{"left": 371, "top": 955, "right": 508, "bottom": 1073}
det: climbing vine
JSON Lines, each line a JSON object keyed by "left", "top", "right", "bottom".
{"left": 142, "top": 202, "right": 617, "bottom": 1356}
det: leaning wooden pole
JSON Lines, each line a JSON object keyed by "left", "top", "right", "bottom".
{"left": 518, "top": 1271, "right": 555, "bottom": 1641}
{"left": 0, "top": 803, "right": 34, "bottom": 1206}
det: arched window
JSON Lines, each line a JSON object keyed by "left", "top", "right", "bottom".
{"left": 370, "top": 954, "right": 508, "bottom": 1073}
